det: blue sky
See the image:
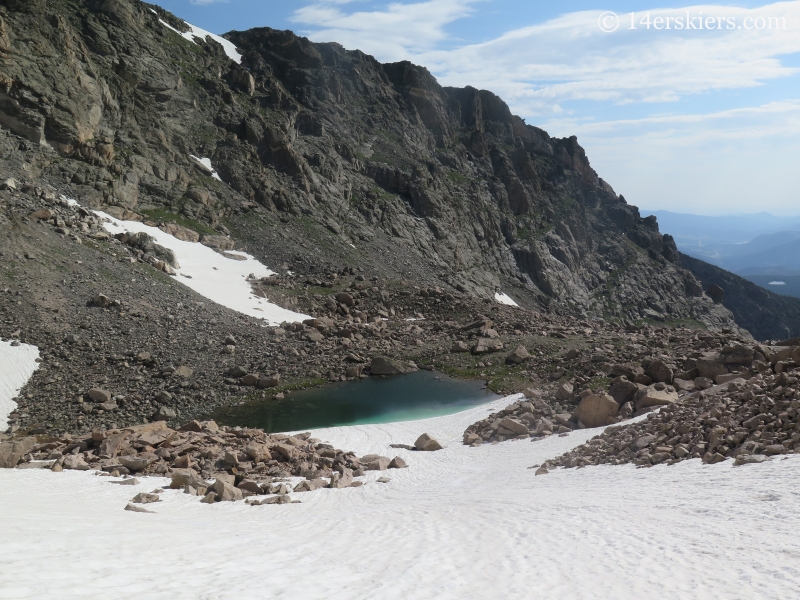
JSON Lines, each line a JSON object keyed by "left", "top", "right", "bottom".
{"left": 151, "top": 0, "right": 800, "bottom": 216}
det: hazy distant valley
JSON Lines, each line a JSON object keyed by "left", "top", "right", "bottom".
{"left": 645, "top": 210, "right": 800, "bottom": 300}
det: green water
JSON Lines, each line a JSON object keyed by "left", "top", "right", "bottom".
{"left": 212, "top": 370, "right": 499, "bottom": 433}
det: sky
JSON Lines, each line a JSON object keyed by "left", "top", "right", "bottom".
{"left": 151, "top": 0, "right": 800, "bottom": 216}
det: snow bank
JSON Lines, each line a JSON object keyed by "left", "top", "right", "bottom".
{"left": 95, "top": 211, "right": 310, "bottom": 326}
{"left": 189, "top": 155, "right": 222, "bottom": 182}
{"left": 2, "top": 392, "right": 799, "bottom": 599}
{"left": 0, "top": 341, "right": 39, "bottom": 428}
{"left": 495, "top": 291, "right": 519, "bottom": 307}
{"left": 156, "top": 18, "right": 242, "bottom": 63}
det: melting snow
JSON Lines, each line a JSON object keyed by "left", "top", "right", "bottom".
{"left": 93, "top": 210, "right": 309, "bottom": 325}
{"left": 2, "top": 392, "right": 800, "bottom": 598}
{"left": 189, "top": 155, "right": 223, "bottom": 182}
{"left": 156, "top": 18, "right": 242, "bottom": 64}
{"left": 0, "top": 341, "right": 39, "bottom": 428}
{"left": 494, "top": 291, "right": 519, "bottom": 307}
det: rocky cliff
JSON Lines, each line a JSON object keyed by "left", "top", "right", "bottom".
{"left": 0, "top": 0, "right": 736, "bottom": 331}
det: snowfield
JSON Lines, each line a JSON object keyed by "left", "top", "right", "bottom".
{"left": 95, "top": 210, "right": 310, "bottom": 325}
{"left": 2, "top": 386, "right": 800, "bottom": 599}
{"left": 0, "top": 340, "right": 39, "bottom": 428}
{"left": 495, "top": 291, "right": 519, "bottom": 307}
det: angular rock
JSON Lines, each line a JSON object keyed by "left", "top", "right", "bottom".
{"left": 0, "top": 437, "right": 36, "bottom": 468}
{"left": 131, "top": 492, "right": 161, "bottom": 504}
{"left": 414, "top": 433, "right": 443, "bottom": 451}
{"left": 573, "top": 394, "right": 619, "bottom": 428}
{"left": 505, "top": 345, "right": 531, "bottom": 365}
{"left": 498, "top": 418, "right": 528, "bottom": 436}
{"left": 634, "top": 387, "right": 678, "bottom": 411}
{"left": 118, "top": 455, "right": 153, "bottom": 472}
{"left": 214, "top": 478, "right": 244, "bottom": 502}
{"left": 370, "top": 356, "right": 418, "bottom": 375}
{"left": 389, "top": 456, "right": 407, "bottom": 469}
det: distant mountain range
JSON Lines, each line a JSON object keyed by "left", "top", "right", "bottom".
{"left": 643, "top": 210, "right": 800, "bottom": 300}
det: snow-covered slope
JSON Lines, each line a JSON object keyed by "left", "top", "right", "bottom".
{"left": 95, "top": 210, "right": 310, "bottom": 325}
{"left": 0, "top": 341, "right": 39, "bottom": 428}
{"left": 153, "top": 12, "right": 242, "bottom": 63}
{"left": 2, "top": 393, "right": 799, "bottom": 599}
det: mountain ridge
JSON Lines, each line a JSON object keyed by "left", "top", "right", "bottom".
{"left": 0, "top": 0, "right": 739, "bottom": 333}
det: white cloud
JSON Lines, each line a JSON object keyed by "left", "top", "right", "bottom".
{"left": 189, "top": 0, "right": 229, "bottom": 5}
{"left": 291, "top": 0, "right": 480, "bottom": 62}
{"left": 557, "top": 101, "right": 800, "bottom": 214}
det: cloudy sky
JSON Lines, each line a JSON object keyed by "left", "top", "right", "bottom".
{"left": 152, "top": 0, "right": 800, "bottom": 216}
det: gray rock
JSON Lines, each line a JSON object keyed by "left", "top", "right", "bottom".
{"left": 414, "top": 433, "right": 443, "bottom": 451}
{"left": 735, "top": 454, "right": 770, "bottom": 466}
{"left": 505, "top": 344, "right": 531, "bottom": 365}
{"left": 125, "top": 503, "right": 155, "bottom": 513}
{"left": 573, "top": 394, "right": 619, "bottom": 428}
{"left": 370, "top": 356, "right": 418, "bottom": 375}
{"left": 131, "top": 492, "right": 161, "bottom": 504}
{"left": 0, "top": 437, "right": 36, "bottom": 468}
{"left": 118, "top": 455, "right": 153, "bottom": 472}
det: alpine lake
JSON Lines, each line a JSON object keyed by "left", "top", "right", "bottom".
{"left": 212, "top": 369, "right": 499, "bottom": 433}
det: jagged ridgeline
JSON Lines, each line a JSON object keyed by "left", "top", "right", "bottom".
{"left": 0, "top": 0, "right": 734, "bottom": 329}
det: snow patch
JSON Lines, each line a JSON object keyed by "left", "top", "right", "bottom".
{"left": 156, "top": 18, "right": 242, "bottom": 63}
{"left": 60, "top": 195, "right": 78, "bottom": 207}
{"left": 93, "top": 211, "right": 309, "bottom": 325}
{"left": 0, "top": 341, "right": 40, "bottom": 428}
{"left": 189, "top": 155, "right": 222, "bottom": 182}
{"left": 494, "top": 292, "right": 519, "bottom": 307}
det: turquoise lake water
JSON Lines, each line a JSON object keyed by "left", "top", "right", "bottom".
{"left": 213, "top": 370, "right": 499, "bottom": 433}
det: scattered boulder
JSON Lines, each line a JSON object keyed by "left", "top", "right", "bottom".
{"left": 86, "top": 388, "right": 112, "bottom": 403}
{"left": 414, "top": 433, "right": 443, "bottom": 451}
{"left": 505, "top": 345, "right": 531, "bottom": 365}
{"left": 131, "top": 492, "right": 161, "bottom": 504}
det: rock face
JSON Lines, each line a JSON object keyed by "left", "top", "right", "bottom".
{"left": 0, "top": 0, "right": 741, "bottom": 333}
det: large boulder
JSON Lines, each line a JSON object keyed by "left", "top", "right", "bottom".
{"left": 573, "top": 394, "right": 619, "bottom": 428}
{"left": 214, "top": 478, "right": 244, "bottom": 501}
{"left": 414, "top": 433, "right": 443, "bottom": 451}
{"left": 118, "top": 455, "right": 154, "bottom": 472}
{"left": 645, "top": 359, "right": 673, "bottom": 384}
{"left": 370, "top": 356, "right": 418, "bottom": 376}
{"left": 498, "top": 418, "right": 528, "bottom": 436}
{"left": 0, "top": 437, "right": 36, "bottom": 468}
{"left": 170, "top": 469, "right": 207, "bottom": 490}
{"left": 505, "top": 345, "right": 531, "bottom": 365}
{"left": 696, "top": 356, "right": 728, "bottom": 380}
{"left": 634, "top": 387, "right": 679, "bottom": 411}
{"left": 608, "top": 377, "right": 640, "bottom": 405}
